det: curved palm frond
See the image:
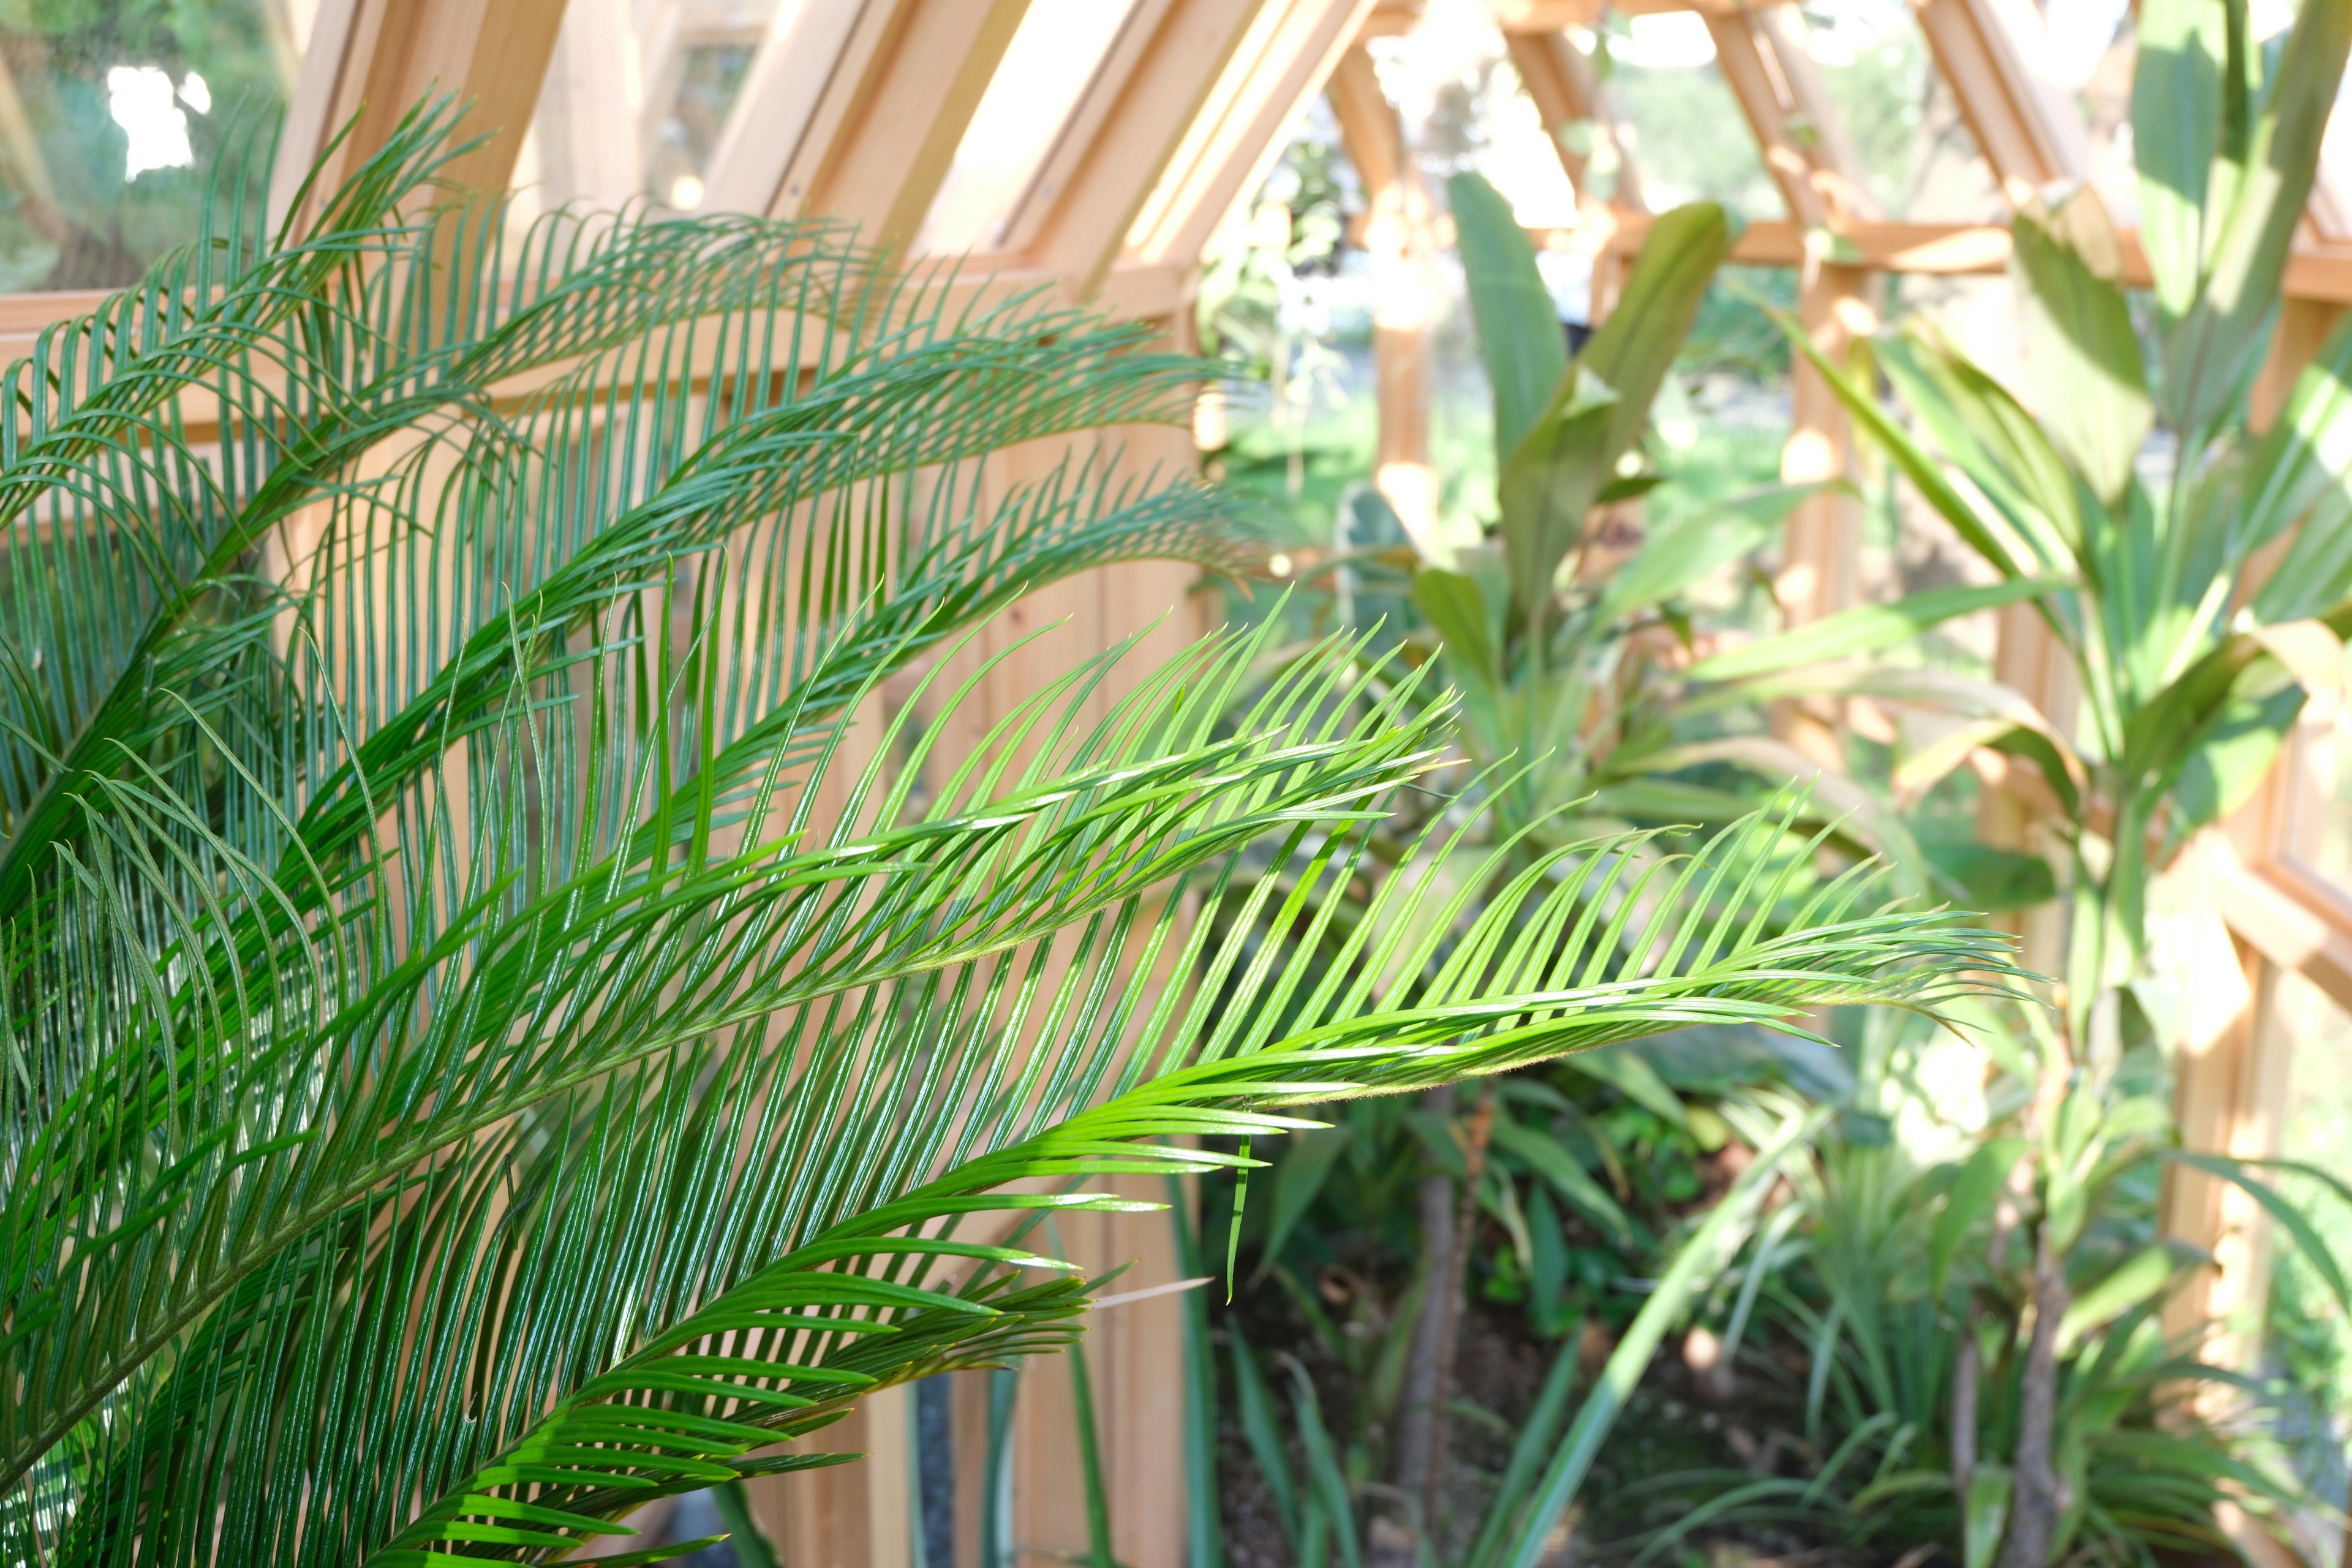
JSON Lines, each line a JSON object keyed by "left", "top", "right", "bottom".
{"left": 0, "top": 107, "right": 2013, "bottom": 1567}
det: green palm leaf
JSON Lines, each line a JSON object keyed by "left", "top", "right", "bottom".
{"left": 0, "top": 108, "right": 2011, "bottom": 1567}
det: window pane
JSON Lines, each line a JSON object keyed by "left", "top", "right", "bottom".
{"left": 1596, "top": 17, "right": 1780, "bottom": 221}
{"left": 1799, "top": 0, "right": 2006, "bottom": 222}
{"left": 0, "top": 2, "right": 294, "bottom": 293}
{"left": 915, "top": 0, "right": 1140, "bottom": 256}
{"left": 514, "top": 0, "right": 789, "bottom": 225}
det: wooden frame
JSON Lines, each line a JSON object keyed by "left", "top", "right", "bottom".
{"left": 9, "top": 0, "right": 2352, "bottom": 1556}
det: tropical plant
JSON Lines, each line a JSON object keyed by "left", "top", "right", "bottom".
{"left": 1225, "top": 1093, "right": 1830, "bottom": 1568}
{"left": 1192, "top": 174, "right": 2024, "bottom": 1561}
{"left": 1593, "top": 1008, "right": 2351, "bottom": 1568}
{"left": 0, "top": 102, "right": 2012, "bottom": 1568}
{"left": 1714, "top": 2, "right": 2352, "bottom": 1561}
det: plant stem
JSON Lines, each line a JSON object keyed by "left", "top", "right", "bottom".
{"left": 1422, "top": 1083, "right": 1497, "bottom": 1534}
{"left": 1393, "top": 1084, "right": 1458, "bottom": 1507}
{"left": 1950, "top": 1329, "right": 1978, "bottom": 1511}
{"left": 1996, "top": 1227, "right": 2068, "bottom": 1568}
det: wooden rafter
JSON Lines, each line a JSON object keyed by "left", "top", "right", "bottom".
{"left": 1911, "top": 0, "right": 2090, "bottom": 205}
{"left": 1012, "top": 0, "right": 1268, "bottom": 297}
{"left": 1705, "top": 4, "right": 1876, "bottom": 225}
{"left": 1501, "top": 29, "right": 1646, "bottom": 212}
{"left": 1125, "top": 0, "right": 1380, "bottom": 269}
{"left": 1327, "top": 43, "right": 1436, "bottom": 534}
{"left": 763, "top": 0, "right": 1035, "bottom": 250}
{"left": 271, "top": 0, "right": 571, "bottom": 224}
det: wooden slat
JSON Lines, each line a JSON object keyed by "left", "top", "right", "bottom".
{"left": 1704, "top": 5, "right": 1875, "bottom": 225}
{"left": 1488, "top": 0, "right": 1736, "bottom": 24}
{"left": 1358, "top": 0, "right": 1425, "bottom": 36}
{"left": 1503, "top": 30, "right": 1646, "bottom": 211}
{"left": 270, "top": 0, "right": 570, "bottom": 222}
{"left": 1326, "top": 43, "right": 1436, "bottom": 537}
{"left": 2214, "top": 850, "right": 2352, "bottom": 1016}
{"left": 1014, "top": 0, "right": 1267, "bottom": 296}
{"left": 1124, "top": 0, "right": 1379, "bottom": 268}
{"left": 770, "top": 0, "right": 1036, "bottom": 250}
{"left": 2157, "top": 924, "right": 2288, "bottom": 1373}
{"left": 1911, "top": 0, "right": 2090, "bottom": 205}
{"left": 697, "top": 0, "right": 872, "bottom": 219}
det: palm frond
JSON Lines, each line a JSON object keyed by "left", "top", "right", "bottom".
{"left": 0, "top": 108, "right": 2013, "bottom": 1568}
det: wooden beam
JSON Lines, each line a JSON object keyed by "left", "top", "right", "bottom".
{"left": 1504, "top": 30, "right": 1646, "bottom": 211}
{"left": 1013, "top": 0, "right": 1266, "bottom": 297}
{"left": 2215, "top": 852, "right": 2352, "bottom": 1014}
{"left": 1705, "top": 4, "right": 1876, "bottom": 225}
{"left": 767, "top": 0, "right": 1035, "bottom": 251}
{"left": 270, "top": 0, "right": 569, "bottom": 224}
{"left": 2158, "top": 922, "right": 2290, "bottom": 1373}
{"left": 1776, "top": 259, "right": 1872, "bottom": 630}
{"left": 2251, "top": 297, "right": 2348, "bottom": 434}
{"left": 1327, "top": 43, "right": 1436, "bottom": 538}
{"left": 1125, "top": 0, "right": 1379, "bottom": 268}
{"left": 697, "top": 0, "right": 870, "bottom": 219}
{"left": 1488, "top": 0, "right": 1736, "bottom": 24}
{"left": 1912, "top": 0, "right": 2090, "bottom": 206}
{"left": 1358, "top": 0, "right": 1425, "bottom": 37}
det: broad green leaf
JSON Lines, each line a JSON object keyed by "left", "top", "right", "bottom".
{"left": 2010, "top": 195, "right": 2152, "bottom": 507}
{"left": 2056, "top": 1245, "right": 2180, "bottom": 1355}
{"left": 1501, "top": 202, "right": 1729, "bottom": 619}
{"left": 1770, "top": 311, "right": 2048, "bottom": 582}
{"left": 2166, "top": 662, "right": 2304, "bottom": 831}
{"left": 2158, "top": 0, "right": 2352, "bottom": 434}
{"left": 1964, "top": 1463, "right": 2013, "bottom": 1568}
{"left": 1289, "top": 1361, "right": 1363, "bottom": 1568}
{"left": 1498, "top": 1106, "right": 1833, "bottom": 1568}
{"left": 1932, "top": 1137, "right": 2027, "bottom": 1295}
{"left": 1875, "top": 330, "right": 2090, "bottom": 568}
{"left": 1488, "top": 1115, "right": 1638, "bottom": 1251}
{"left": 2133, "top": 0, "right": 2228, "bottom": 316}
{"left": 1562, "top": 1045, "right": 1687, "bottom": 1128}
{"left": 1257, "top": 1126, "right": 1350, "bottom": 1274}
{"left": 1451, "top": 170, "right": 1571, "bottom": 463}
{"left": 1500, "top": 364, "right": 1621, "bottom": 620}
{"left": 1412, "top": 562, "right": 1506, "bottom": 682}
{"left": 1690, "top": 578, "right": 2062, "bottom": 680}
{"left": 1596, "top": 484, "right": 1811, "bottom": 623}
{"left": 1921, "top": 843, "right": 2057, "bottom": 914}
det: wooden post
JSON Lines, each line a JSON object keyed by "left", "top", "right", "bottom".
{"left": 1707, "top": 6, "right": 1879, "bottom": 764}
{"left": 1327, "top": 44, "right": 1437, "bottom": 540}
{"left": 2160, "top": 935, "right": 2292, "bottom": 1371}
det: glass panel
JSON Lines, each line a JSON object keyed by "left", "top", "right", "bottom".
{"left": 1796, "top": 0, "right": 2005, "bottom": 222}
{"left": 512, "top": 0, "right": 788, "bottom": 228}
{"left": 2052, "top": 1, "right": 2137, "bottom": 227}
{"left": 1589, "top": 17, "right": 1780, "bottom": 221}
{"left": 914, "top": 0, "right": 1140, "bottom": 256}
{"left": 0, "top": 1, "right": 296, "bottom": 293}
{"left": 1361, "top": 18, "right": 1579, "bottom": 227}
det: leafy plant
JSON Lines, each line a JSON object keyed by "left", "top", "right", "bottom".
{"left": 1602, "top": 1009, "right": 2352, "bottom": 1568}
{"left": 1198, "top": 174, "right": 2018, "bottom": 1561}
{"left": 0, "top": 103, "right": 2010, "bottom": 1568}
{"left": 1713, "top": 2, "right": 2352, "bottom": 1562}
{"left": 1227, "top": 1095, "right": 1830, "bottom": 1568}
